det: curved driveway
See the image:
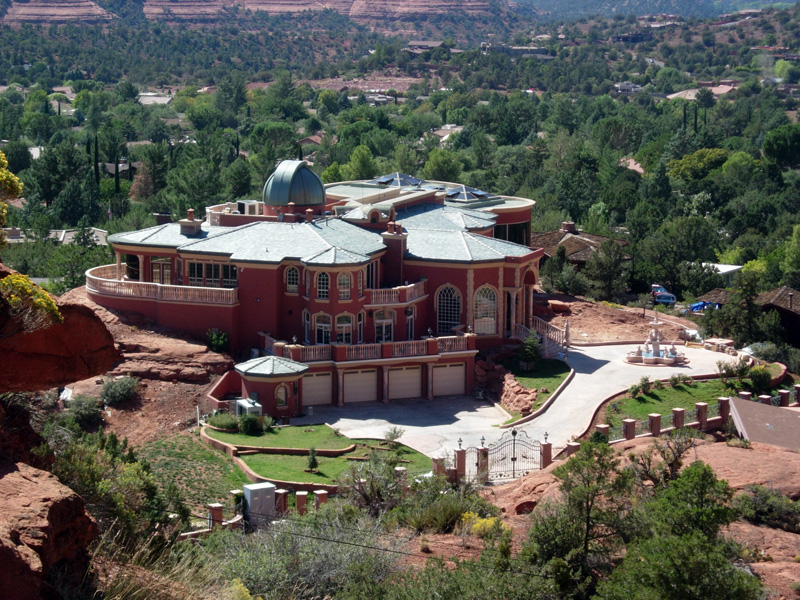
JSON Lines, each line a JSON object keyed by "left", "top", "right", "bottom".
{"left": 296, "top": 344, "right": 728, "bottom": 458}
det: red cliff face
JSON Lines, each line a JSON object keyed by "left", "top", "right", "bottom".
{"left": 0, "top": 263, "right": 121, "bottom": 393}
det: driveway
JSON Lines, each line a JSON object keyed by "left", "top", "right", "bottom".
{"left": 293, "top": 344, "right": 729, "bottom": 458}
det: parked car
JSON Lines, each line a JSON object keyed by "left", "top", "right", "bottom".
{"left": 651, "top": 284, "right": 676, "bottom": 306}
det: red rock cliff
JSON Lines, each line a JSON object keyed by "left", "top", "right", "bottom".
{"left": 0, "top": 262, "right": 121, "bottom": 393}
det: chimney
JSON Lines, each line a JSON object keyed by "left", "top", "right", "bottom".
{"left": 179, "top": 207, "right": 202, "bottom": 236}
{"left": 305, "top": 209, "right": 313, "bottom": 223}
{"left": 560, "top": 221, "right": 576, "bottom": 233}
{"left": 381, "top": 222, "right": 408, "bottom": 287}
{"left": 387, "top": 221, "right": 396, "bottom": 234}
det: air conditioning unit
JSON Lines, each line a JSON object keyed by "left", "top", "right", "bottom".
{"left": 243, "top": 482, "right": 276, "bottom": 528}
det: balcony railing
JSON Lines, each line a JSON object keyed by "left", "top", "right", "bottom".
{"left": 366, "top": 280, "right": 427, "bottom": 306}
{"left": 346, "top": 344, "right": 382, "bottom": 360}
{"left": 437, "top": 336, "right": 469, "bottom": 353}
{"left": 86, "top": 265, "right": 238, "bottom": 306}
{"left": 392, "top": 340, "right": 428, "bottom": 357}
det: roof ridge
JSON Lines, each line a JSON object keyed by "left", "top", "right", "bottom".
{"left": 459, "top": 231, "right": 474, "bottom": 260}
{"left": 464, "top": 232, "right": 502, "bottom": 257}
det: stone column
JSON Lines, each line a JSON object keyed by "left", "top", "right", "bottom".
{"left": 477, "top": 447, "right": 489, "bottom": 484}
{"left": 314, "top": 490, "right": 328, "bottom": 510}
{"left": 137, "top": 254, "right": 146, "bottom": 281}
{"left": 540, "top": 442, "right": 552, "bottom": 469}
{"left": 432, "top": 458, "right": 446, "bottom": 477}
{"left": 696, "top": 402, "right": 708, "bottom": 429}
{"left": 648, "top": 413, "right": 662, "bottom": 437}
{"left": 565, "top": 442, "right": 581, "bottom": 456}
{"left": 509, "top": 291, "right": 517, "bottom": 330}
{"left": 427, "top": 363, "right": 434, "bottom": 401}
{"left": 207, "top": 503, "right": 224, "bottom": 529}
{"left": 115, "top": 252, "right": 122, "bottom": 279}
{"left": 274, "top": 489, "right": 288, "bottom": 515}
{"left": 596, "top": 424, "right": 610, "bottom": 438}
{"left": 623, "top": 419, "right": 637, "bottom": 440}
{"left": 454, "top": 448, "right": 466, "bottom": 483}
{"left": 337, "top": 368, "right": 345, "bottom": 407}
{"left": 779, "top": 390, "right": 791, "bottom": 407}
{"left": 717, "top": 398, "right": 730, "bottom": 421}
{"left": 382, "top": 366, "right": 390, "bottom": 404}
{"left": 739, "top": 391, "right": 752, "bottom": 402}
{"left": 296, "top": 491, "right": 308, "bottom": 516}
{"left": 672, "top": 407, "right": 685, "bottom": 429}
{"left": 527, "top": 285, "right": 534, "bottom": 328}
{"left": 758, "top": 394, "right": 772, "bottom": 405}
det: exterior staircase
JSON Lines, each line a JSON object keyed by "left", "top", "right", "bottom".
{"left": 514, "top": 317, "right": 570, "bottom": 359}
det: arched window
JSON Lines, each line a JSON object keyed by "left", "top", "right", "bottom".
{"left": 317, "top": 272, "right": 329, "bottom": 299}
{"left": 474, "top": 286, "right": 497, "bottom": 335}
{"left": 275, "top": 385, "right": 288, "bottom": 406}
{"left": 375, "top": 310, "right": 393, "bottom": 343}
{"left": 338, "top": 273, "right": 351, "bottom": 300}
{"left": 315, "top": 314, "right": 331, "bottom": 344}
{"left": 336, "top": 314, "right": 352, "bottom": 344}
{"left": 287, "top": 267, "right": 299, "bottom": 292}
{"left": 437, "top": 286, "right": 462, "bottom": 335}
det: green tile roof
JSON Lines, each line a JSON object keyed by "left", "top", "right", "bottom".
{"left": 236, "top": 355, "right": 309, "bottom": 378}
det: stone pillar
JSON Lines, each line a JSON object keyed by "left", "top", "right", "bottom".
{"left": 739, "top": 391, "right": 752, "bottom": 402}
{"left": 137, "top": 254, "right": 146, "bottom": 281}
{"left": 778, "top": 390, "right": 791, "bottom": 407}
{"left": 795, "top": 384, "right": 800, "bottom": 404}
{"left": 527, "top": 285, "right": 534, "bottom": 328}
{"left": 509, "top": 291, "right": 517, "bottom": 329}
{"left": 432, "top": 458, "right": 447, "bottom": 477}
{"left": 565, "top": 442, "right": 581, "bottom": 456}
{"left": 207, "top": 503, "right": 224, "bottom": 529}
{"left": 758, "top": 394, "right": 772, "bottom": 405}
{"left": 696, "top": 402, "right": 708, "bottom": 429}
{"left": 596, "top": 424, "right": 610, "bottom": 439}
{"left": 623, "top": 419, "right": 637, "bottom": 440}
{"left": 296, "top": 491, "right": 308, "bottom": 516}
{"left": 382, "top": 366, "right": 390, "bottom": 404}
{"left": 454, "top": 448, "right": 466, "bottom": 482}
{"left": 446, "top": 467, "right": 458, "bottom": 485}
{"left": 672, "top": 407, "right": 685, "bottom": 430}
{"left": 648, "top": 413, "right": 662, "bottom": 437}
{"left": 427, "top": 363, "right": 434, "bottom": 401}
{"left": 717, "top": 397, "right": 730, "bottom": 422}
{"left": 314, "top": 490, "right": 328, "bottom": 510}
{"left": 274, "top": 489, "right": 288, "bottom": 515}
{"left": 477, "top": 447, "right": 489, "bottom": 484}
{"left": 115, "top": 252, "right": 122, "bottom": 279}
{"left": 337, "top": 369, "right": 345, "bottom": 407}
{"left": 541, "top": 442, "right": 552, "bottom": 469}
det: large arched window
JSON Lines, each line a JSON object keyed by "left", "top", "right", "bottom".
{"left": 315, "top": 314, "right": 331, "bottom": 344}
{"left": 437, "top": 285, "right": 462, "bottom": 335}
{"left": 286, "top": 267, "right": 299, "bottom": 293}
{"left": 336, "top": 314, "right": 353, "bottom": 344}
{"left": 474, "top": 286, "right": 497, "bottom": 335}
{"left": 317, "top": 272, "right": 329, "bottom": 299}
{"left": 275, "top": 385, "right": 288, "bottom": 406}
{"left": 338, "top": 273, "right": 351, "bottom": 300}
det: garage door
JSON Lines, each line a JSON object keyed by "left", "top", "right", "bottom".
{"left": 433, "top": 363, "right": 466, "bottom": 397}
{"left": 302, "top": 372, "right": 332, "bottom": 406}
{"left": 388, "top": 366, "right": 422, "bottom": 400}
{"left": 344, "top": 369, "right": 378, "bottom": 403}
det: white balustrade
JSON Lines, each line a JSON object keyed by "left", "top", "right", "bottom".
{"left": 392, "top": 340, "right": 428, "bottom": 357}
{"left": 368, "top": 288, "right": 400, "bottom": 304}
{"left": 437, "top": 336, "right": 468, "bottom": 353}
{"left": 346, "top": 344, "right": 381, "bottom": 360}
{"left": 300, "top": 345, "right": 332, "bottom": 362}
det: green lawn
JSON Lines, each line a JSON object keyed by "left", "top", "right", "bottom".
{"left": 501, "top": 359, "right": 572, "bottom": 423}
{"left": 137, "top": 433, "right": 250, "bottom": 511}
{"left": 607, "top": 380, "right": 727, "bottom": 423}
{"left": 241, "top": 444, "right": 432, "bottom": 484}
{"left": 206, "top": 424, "right": 360, "bottom": 449}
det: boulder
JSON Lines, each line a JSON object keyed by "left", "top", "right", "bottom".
{"left": 0, "top": 460, "right": 98, "bottom": 599}
{"left": 548, "top": 299, "right": 571, "bottom": 313}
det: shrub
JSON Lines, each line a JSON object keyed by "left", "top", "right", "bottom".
{"left": 308, "top": 446, "right": 319, "bottom": 471}
{"left": 238, "top": 414, "right": 261, "bottom": 436}
{"left": 638, "top": 376, "right": 652, "bottom": 394}
{"left": 748, "top": 342, "right": 781, "bottom": 363}
{"left": 747, "top": 367, "right": 772, "bottom": 395}
{"left": 628, "top": 384, "right": 641, "bottom": 397}
{"left": 206, "top": 328, "right": 230, "bottom": 353}
{"left": 733, "top": 485, "right": 800, "bottom": 533}
{"left": 519, "top": 334, "right": 542, "bottom": 363}
{"left": 262, "top": 415, "right": 275, "bottom": 433}
{"left": 669, "top": 373, "right": 682, "bottom": 388}
{"left": 653, "top": 379, "right": 664, "bottom": 390}
{"left": 101, "top": 376, "right": 140, "bottom": 406}
{"left": 461, "top": 512, "right": 511, "bottom": 540}
{"left": 384, "top": 425, "right": 405, "bottom": 448}
{"left": 208, "top": 412, "right": 238, "bottom": 430}
{"left": 65, "top": 395, "right": 102, "bottom": 429}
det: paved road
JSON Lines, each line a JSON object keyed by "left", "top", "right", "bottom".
{"left": 294, "top": 344, "right": 729, "bottom": 458}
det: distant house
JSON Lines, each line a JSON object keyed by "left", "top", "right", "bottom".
{"left": 756, "top": 286, "right": 800, "bottom": 341}
{"left": 529, "top": 221, "right": 629, "bottom": 268}
{"left": 614, "top": 81, "right": 643, "bottom": 95}
{"left": 701, "top": 263, "right": 743, "bottom": 287}
{"left": 696, "top": 288, "right": 732, "bottom": 306}
{"left": 2, "top": 227, "right": 107, "bottom": 246}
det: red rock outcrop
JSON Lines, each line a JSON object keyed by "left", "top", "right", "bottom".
{"left": 0, "top": 460, "right": 99, "bottom": 600}
{"left": 1, "top": 0, "right": 113, "bottom": 24}
{"left": 0, "top": 263, "right": 121, "bottom": 393}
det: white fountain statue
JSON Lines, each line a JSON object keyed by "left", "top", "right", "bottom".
{"left": 626, "top": 312, "right": 687, "bottom": 366}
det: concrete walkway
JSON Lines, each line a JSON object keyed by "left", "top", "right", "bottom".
{"left": 294, "top": 344, "right": 729, "bottom": 458}
{"left": 517, "top": 344, "right": 725, "bottom": 450}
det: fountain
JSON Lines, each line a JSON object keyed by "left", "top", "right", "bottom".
{"left": 625, "top": 313, "right": 687, "bottom": 366}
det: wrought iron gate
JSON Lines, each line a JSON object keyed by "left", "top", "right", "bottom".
{"left": 488, "top": 429, "right": 540, "bottom": 480}
{"left": 464, "top": 429, "right": 541, "bottom": 482}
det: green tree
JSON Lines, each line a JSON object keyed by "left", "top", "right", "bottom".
{"left": 781, "top": 224, "right": 800, "bottom": 289}
{"left": 341, "top": 145, "right": 377, "bottom": 181}
{"left": 223, "top": 158, "right": 253, "bottom": 199}
{"left": 763, "top": 123, "right": 800, "bottom": 169}
{"left": 422, "top": 148, "right": 461, "bottom": 182}
{"left": 584, "top": 240, "right": 629, "bottom": 301}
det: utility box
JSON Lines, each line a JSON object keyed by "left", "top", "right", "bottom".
{"left": 243, "top": 481, "right": 276, "bottom": 528}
